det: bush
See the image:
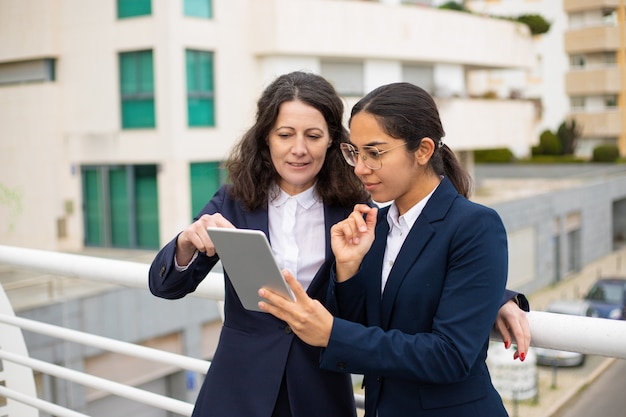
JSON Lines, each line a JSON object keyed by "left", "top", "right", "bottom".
{"left": 533, "top": 130, "right": 562, "bottom": 156}
{"left": 516, "top": 14, "right": 551, "bottom": 35}
{"left": 438, "top": 1, "right": 467, "bottom": 12}
{"left": 592, "top": 145, "right": 620, "bottom": 162}
{"left": 475, "top": 148, "right": 515, "bottom": 163}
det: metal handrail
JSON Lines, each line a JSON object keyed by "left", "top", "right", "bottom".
{"left": 0, "top": 314, "right": 211, "bottom": 373}
{"left": 1, "top": 244, "right": 625, "bottom": 417}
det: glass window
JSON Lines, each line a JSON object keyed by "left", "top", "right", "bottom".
{"left": 186, "top": 50, "right": 215, "bottom": 127}
{"left": 402, "top": 64, "right": 435, "bottom": 94}
{"left": 605, "top": 95, "right": 618, "bottom": 108}
{"left": 570, "top": 54, "right": 585, "bottom": 69}
{"left": 190, "top": 162, "right": 224, "bottom": 219}
{"left": 0, "top": 58, "right": 55, "bottom": 85}
{"left": 184, "top": 0, "right": 212, "bottom": 18}
{"left": 570, "top": 96, "right": 585, "bottom": 110}
{"left": 117, "top": 0, "right": 151, "bottom": 19}
{"left": 82, "top": 165, "right": 160, "bottom": 249}
{"left": 119, "top": 50, "right": 155, "bottom": 129}
{"left": 321, "top": 61, "right": 364, "bottom": 96}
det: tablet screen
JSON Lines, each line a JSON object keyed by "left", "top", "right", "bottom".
{"left": 206, "top": 227, "right": 295, "bottom": 312}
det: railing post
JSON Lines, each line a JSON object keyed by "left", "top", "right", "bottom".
{"left": 0, "top": 284, "right": 38, "bottom": 417}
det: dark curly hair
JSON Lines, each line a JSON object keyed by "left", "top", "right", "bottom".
{"left": 225, "top": 71, "right": 369, "bottom": 210}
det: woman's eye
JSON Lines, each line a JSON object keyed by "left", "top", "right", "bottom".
{"left": 365, "top": 149, "right": 380, "bottom": 159}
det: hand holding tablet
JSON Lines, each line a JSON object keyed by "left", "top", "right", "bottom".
{"left": 206, "top": 227, "right": 295, "bottom": 312}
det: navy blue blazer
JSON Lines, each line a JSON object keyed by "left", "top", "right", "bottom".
{"left": 321, "top": 177, "right": 510, "bottom": 417}
{"left": 149, "top": 185, "right": 357, "bottom": 417}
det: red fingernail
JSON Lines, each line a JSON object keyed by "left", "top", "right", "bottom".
{"left": 513, "top": 351, "right": 519, "bottom": 360}
{"left": 520, "top": 352, "right": 526, "bottom": 361}
{"left": 504, "top": 341, "right": 510, "bottom": 349}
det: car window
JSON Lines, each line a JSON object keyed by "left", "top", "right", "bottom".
{"left": 587, "top": 283, "right": 623, "bottom": 304}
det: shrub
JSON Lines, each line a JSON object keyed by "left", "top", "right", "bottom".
{"left": 534, "top": 129, "right": 562, "bottom": 156}
{"left": 592, "top": 145, "right": 620, "bottom": 162}
{"left": 475, "top": 148, "right": 515, "bottom": 163}
{"left": 438, "top": 1, "right": 467, "bottom": 12}
{"left": 516, "top": 14, "right": 551, "bottom": 35}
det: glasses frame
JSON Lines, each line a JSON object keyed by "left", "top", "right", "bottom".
{"left": 340, "top": 142, "right": 405, "bottom": 170}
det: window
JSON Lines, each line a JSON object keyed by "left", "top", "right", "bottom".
{"left": 570, "top": 96, "right": 585, "bottom": 111}
{"left": 570, "top": 54, "right": 585, "bottom": 69}
{"left": 82, "top": 165, "right": 160, "bottom": 249}
{"left": 119, "top": 50, "right": 155, "bottom": 129}
{"left": 321, "top": 61, "right": 364, "bottom": 96}
{"left": 190, "top": 162, "right": 224, "bottom": 219}
{"left": 184, "top": 0, "right": 212, "bottom": 18}
{"left": 117, "top": 0, "right": 151, "bottom": 19}
{"left": 0, "top": 58, "right": 55, "bottom": 85}
{"left": 402, "top": 64, "right": 435, "bottom": 95}
{"left": 605, "top": 95, "right": 618, "bottom": 109}
{"left": 186, "top": 50, "right": 215, "bottom": 127}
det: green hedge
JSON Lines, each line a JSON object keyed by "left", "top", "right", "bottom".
{"left": 592, "top": 145, "right": 620, "bottom": 162}
{"left": 474, "top": 148, "right": 516, "bottom": 163}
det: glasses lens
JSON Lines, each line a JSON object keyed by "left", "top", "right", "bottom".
{"left": 361, "top": 146, "right": 382, "bottom": 170}
{"left": 340, "top": 143, "right": 356, "bottom": 166}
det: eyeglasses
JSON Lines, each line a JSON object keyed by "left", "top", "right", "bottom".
{"left": 339, "top": 142, "right": 405, "bottom": 170}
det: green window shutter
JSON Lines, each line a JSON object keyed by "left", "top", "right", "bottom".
{"left": 184, "top": 0, "right": 212, "bottom": 18}
{"left": 134, "top": 165, "right": 160, "bottom": 249}
{"left": 109, "top": 167, "right": 131, "bottom": 247}
{"left": 186, "top": 50, "right": 215, "bottom": 127}
{"left": 82, "top": 168, "right": 104, "bottom": 246}
{"left": 190, "top": 162, "right": 222, "bottom": 219}
{"left": 120, "top": 50, "right": 155, "bottom": 129}
{"left": 117, "top": 0, "right": 152, "bottom": 19}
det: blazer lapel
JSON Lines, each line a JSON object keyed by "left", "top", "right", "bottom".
{"left": 380, "top": 178, "right": 459, "bottom": 328}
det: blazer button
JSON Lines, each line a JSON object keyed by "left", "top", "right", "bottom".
{"left": 159, "top": 264, "right": 166, "bottom": 276}
{"left": 284, "top": 325, "right": 292, "bottom": 334}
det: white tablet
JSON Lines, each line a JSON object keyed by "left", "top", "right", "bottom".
{"left": 206, "top": 227, "right": 295, "bottom": 312}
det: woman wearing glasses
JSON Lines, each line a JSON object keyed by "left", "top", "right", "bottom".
{"left": 260, "top": 82, "right": 521, "bottom": 416}
{"left": 150, "top": 73, "right": 528, "bottom": 417}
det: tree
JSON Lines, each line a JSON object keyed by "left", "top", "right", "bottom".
{"left": 557, "top": 119, "right": 582, "bottom": 155}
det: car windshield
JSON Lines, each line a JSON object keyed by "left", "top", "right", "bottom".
{"left": 586, "top": 282, "right": 624, "bottom": 304}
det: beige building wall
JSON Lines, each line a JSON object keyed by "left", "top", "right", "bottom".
{"left": 0, "top": 0, "right": 536, "bottom": 251}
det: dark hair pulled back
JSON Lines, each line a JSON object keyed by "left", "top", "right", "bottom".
{"left": 349, "top": 82, "right": 472, "bottom": 198}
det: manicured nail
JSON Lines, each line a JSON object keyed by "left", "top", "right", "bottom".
{"left": 520, "top": 352, "right": 526, "bottom": 361}
{"left": 504, "top": 341, "right": 510, "bottom": 349}
{"left": 513, "top": 351, "right": 519, "bottom": 360}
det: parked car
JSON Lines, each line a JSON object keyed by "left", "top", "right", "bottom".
{"left": 584, "top": 277, "right": 626, "bottom": 320}
{"left": 533, "top": 299, "right": 597, "bottom": 367}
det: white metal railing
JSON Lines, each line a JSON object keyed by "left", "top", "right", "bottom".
{"left": 1, "top": 245, "right": 625, "bottom": 416}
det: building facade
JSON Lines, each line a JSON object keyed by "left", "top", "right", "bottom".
{"left": 0, "top": 0, "right": 537, "bottom": 253}
{"left": 563, "top": 0, "right": 626, "bottom": 157}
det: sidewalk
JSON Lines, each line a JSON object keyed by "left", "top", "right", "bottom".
{"left": 502, "top": 245, "right": 626, "bottom": 417}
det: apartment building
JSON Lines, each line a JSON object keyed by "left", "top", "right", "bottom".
{"left": 564, "top": 0, "right": 626, "bottom": 157}
{"left": 0, "top": 0, "right": 537, "bottom": 253}
{"left": 466, "top": 0, "right": 571, "bottom": 152}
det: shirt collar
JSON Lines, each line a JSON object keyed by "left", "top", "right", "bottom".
{"left": 270, "top": 183, "right": 319, "bottom": 210}
{"left": 387, "top": 183, "right": 439, "bottom": 230}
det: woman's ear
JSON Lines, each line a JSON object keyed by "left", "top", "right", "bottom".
{"left": 415, "top": 137, "right": 435, "bottom": 166}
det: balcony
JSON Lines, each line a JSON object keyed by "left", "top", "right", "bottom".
{"left": 249, "top": 0, "right": 534, "bottom": 70}
{"left": 566, "top": 66, "right": 622, "bottom": 95}
{"left": 1, "top": 245, "right": 626, "bottom": 416}
{"left": 564, "top": 26, "right": 621, "bottom": 53}
{"left": 569, "top": 109, "right": 623, "bottom": 136}
{"left": 564, "top": 0, "right": 620, "bottom": 13}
